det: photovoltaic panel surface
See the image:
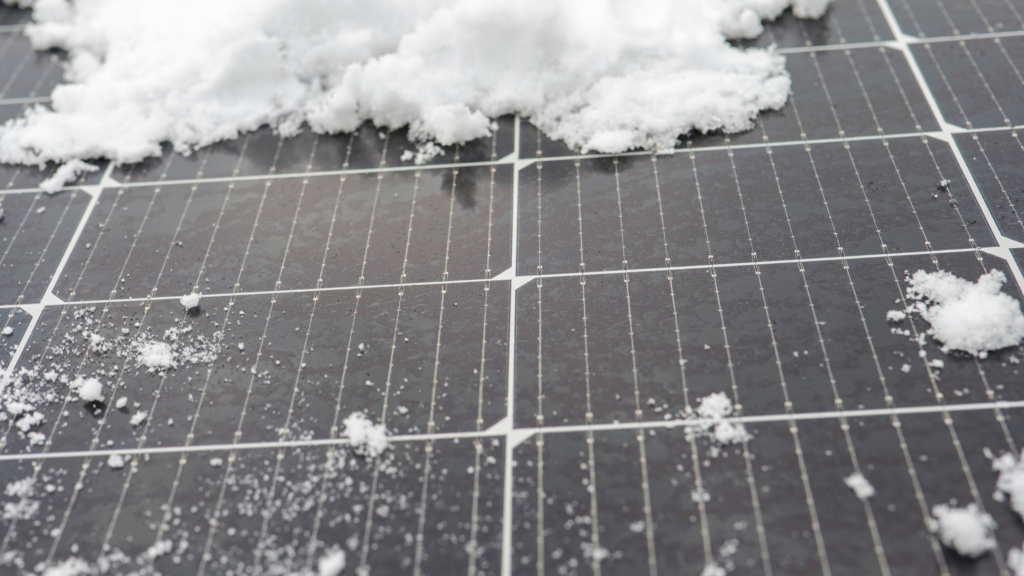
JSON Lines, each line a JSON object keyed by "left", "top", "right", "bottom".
{"left": 1, "top": 1, "right": 1024, "bottom": 575}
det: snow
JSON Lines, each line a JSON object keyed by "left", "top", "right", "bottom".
{"left": 342, "top": 412, "right": 390, "bottom": 458}
{"left": 1010, "top": 545, "right": 1024, "bottom": 576}
{"left": 41, "top": 557, "right": 91, "bottom": 576}
{"left": 107, "top": 453, "right": 125, "bottom": 469}
{"left": 686, "top": 392, "right": 751, "bottom": 445}
{"left": 994, "top": 449, "right": 1024, "bottom": 520}
{"left": 318, "top": 549, "right": 346, "bottom": 576}
{"left": 886, "top": 310, "right": 906, "bottom": 322}
{"left": 69, "top": 375, "right": 104, "bottom": 403}
{"left": 0, "top": 0, "right": 829, "bottom": 167}
{"left": 129, "top": 410, "right": 147, "bottom": 426}
{"left": 141, "top": 539, "right": 172, "bottom": 561}
{"left": 179, "top": 291, "right": 201, "bottom": 310}
{"left": 927, "top": 503, "right": 997, "bottom": 558}
{"left": 5, "top": 477, "right": 34, "bottom": 499}
{"left": 115, "top": 396, "right": 127, "bottom": 409}
{"left": 38, "top": 159, "right": 98, "bottom": 193}
{"left": 136, "top": 340, "right": 177, "bottom": 372}
{"left": 904, "top": 269, "right": 1024, "bottom": 358}
{"left": 701, "top": 563, "right": 726, "bottom": 576}
{"left": 843, "top": 472, "right": 875, "bottom": 500}
{"left": 1, "top": 326, "right": 12, "bottom": 336}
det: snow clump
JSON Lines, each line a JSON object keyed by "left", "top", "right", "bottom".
{"left": 1010, "top": 545, "right": 1024, "bottom": 576}
{"left": 686, "top": 392, "right": 751, "bottom": 445}
{"left": 994, "top": 449, "right": 1024, "bottom": 520}
{"left": 135, "top": 340, "right": 177, "bottom": 372}
{"left": 179, "top": 291, "right": 201, "bottom": 311}
{"left": 38, "top": 159, "right": 98, "bottom": 193}
{"left": 927, "top": 503, "right": 997, "bottom": 558}
{"left": 342, "top": 412, "right": 390, "bottom": 458}
{"left": 69, "top": 376, "right": 104, "bottom": 403}
{"left": 843, "top": 472, "right": 875, "bottom": 500}
{"left": 318, "top": 548, "right": 346, "bottom": 576}
{"left": 903, "top": 269, "right": 1024, "bottom": 358}
{"left": 0, "top": 0, "right": 829, "bottom": 166}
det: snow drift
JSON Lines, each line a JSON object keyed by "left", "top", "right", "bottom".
{"left": 0, "top": 0, "right": 828, "bottom": 167}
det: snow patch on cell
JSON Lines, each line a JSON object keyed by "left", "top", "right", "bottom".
{"left": 69, "top": 375, "right": 104, "bottom": 403}
{"left": 927, "top": 503, "right": 997, "bottom": 558}
{"left": 179, "top": 291, "right": 201, "bottom": 310}
{"left": 903, "top": 269, "right": 1024, "bottom": 358}
{"left": 342, "top": 412, "right": 390, "bottom": 458}
{"left": 843, "top": 472, "right": 875, "bottom": 500}
{"left": 38, "top": 159, "right": 98, "bottom": 193}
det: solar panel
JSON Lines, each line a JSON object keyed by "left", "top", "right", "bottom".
{"left": 2, "top": 1, "right": 1024, "bottom": 575}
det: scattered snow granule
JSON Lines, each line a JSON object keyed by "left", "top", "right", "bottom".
{"left": 629, "top": 520, "right": 646, "bottom": 533}
{"left": 129, "top": 410, "right": 148, "bottom": 426}
{"left": 904, "top": 269, "right": 1024, "bottom": 357}
{"left": 107, "top": 454, "right": 125, "bottom": 469}
{"left": 0, "top": 326, "right": 12, "bottom": 336}
{"left": 927, "top": 503, "right": 997, "bottom": 558}
{"left": 70, "top": 376, "right": 104, "bottom": 403}
{"left": 27, "top": 432, "right": 45, "bottom": 446}
{"left": 142, "top": 539, "right": 172, "bottom": 561}
{"left": 843, "top": 472, "right": 875, "bottom": 500}
{"left": 237, "top": 343, "right": 245, "bottom": 351}
{"left": 179, "top": 291, "right": 201, "bottom": 310}
{"left": 886, "top": 310, "right": 907, "bottom": 322}
{"left": 318, "top": 548, "right": 346, "bottom": 576}
{"left": 209, "top": 457, "right": 223, "bottom": 468}
{"left": 35, "top": 206, "right": 45, "bottom": 214}
{"left": 5, "top": 477, "right": 34, "bottom": 499}
{"left": 38, "top": 159, "right": 99, "bottom": 193}
{"left": 900, "top": 364, "right": 911, "bottom": 373}
{"left": 41, "top": 557, "right": 91, "bottom": 576}
{"left": 115, "top": 397, "right": 128, "bottom": 409}
{"left": 343, "top": 412, "right": 390, "bottom": 458}
{"left": 137, "top": 340, "right": 177, "bottom": 371}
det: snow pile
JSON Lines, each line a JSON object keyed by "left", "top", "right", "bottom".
{"left": 318, "top": 549, "right": 346, "bottom": 576}
{"left": 927, "top": 503, "right": 997, "bottom": 558}
{"left": 343, "top": 412, "right": 390, "bottom": 458}
{"left": 900, "top": 269, "right": 1024, "bottom": 358}
{"left": 179, "top": 291, "right": 201, "bottom": 311}
{"left": 106, "top": 453, "right": 125, "bottom": 469}
{"left": 843, "top": 472, "right": 875, "bottom": 500}
{"left": 38, "top": 159, "right": 98, "bottom": 193}
{"left": 685, "top": 392, "right": 751, "bottom": 445}
{"left": 69, "top": 375, "right": 104, "bottom": 403}
{"left": 1, "top": 0, "right": 828, "bottom": 167}
{"left": 994, "top": 449, "right": 1024, "bottom": 519}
